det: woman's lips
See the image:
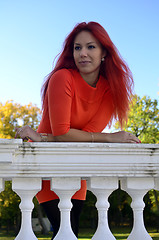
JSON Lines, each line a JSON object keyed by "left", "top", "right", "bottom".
{"left": 79, "top": 61, "right": 91, "bottom": 65}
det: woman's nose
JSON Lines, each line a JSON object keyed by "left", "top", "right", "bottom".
{"left": 80, "top": 48, "right": 87, "bottom": 57}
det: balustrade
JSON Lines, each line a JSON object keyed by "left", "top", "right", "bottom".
{"left": 0, "top": 178, "right": 4, "bottom": 193}
{"left": 0, "top": 139, "right": 159, "bottom": 239}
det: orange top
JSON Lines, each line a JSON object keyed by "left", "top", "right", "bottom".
{"left": 36, "top": 69, "right": 114, "bottom": 203}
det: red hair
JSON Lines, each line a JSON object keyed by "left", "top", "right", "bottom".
{"left": 41, "top": 22, "right": 134, "bottom": 127}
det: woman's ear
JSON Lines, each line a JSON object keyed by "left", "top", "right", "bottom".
{"left": 101, "top": 49, "right": 107, "bottom": 62}
{"left": 102, "top": 49, "right": 107, "bottom": 59}
{"left": 101, "top": 50, "right": 107, "bottom": 62}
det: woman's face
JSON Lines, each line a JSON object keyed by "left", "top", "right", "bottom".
{"left": 73, "top": 30, "right": 105, "bottom": 79}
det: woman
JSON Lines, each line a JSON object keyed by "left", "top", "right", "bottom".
{"left": 16, "top": 22, "right": 140, "bottom": 238}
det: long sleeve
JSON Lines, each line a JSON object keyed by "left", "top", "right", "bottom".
{"left": 48, "top": 69, "right": 74, "bottom": 136}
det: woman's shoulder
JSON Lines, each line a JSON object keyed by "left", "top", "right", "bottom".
{"left": 49, "top": 69, "right": 70, "bottom": 83}
{"left": 48, "top": 69, "right": 76, "bottom": 94}
{"left": 53, "top": 68, "right": 76, "bottom": 78}
{"left": 49, "top": 68, "right": 77, "bottom": 84}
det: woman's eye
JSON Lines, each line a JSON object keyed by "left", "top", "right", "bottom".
{"left": 88, "top": 45, "right": 95, "bottom": 49}
{"left": 74, "top": 46, "right": 81, "bottom": 51}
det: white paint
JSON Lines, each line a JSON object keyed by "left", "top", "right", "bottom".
{"left": 0, "top": 140, "right": 159, "bottom": 239}
{"left": 12, "top": 178, "right": 41, "bottom": 240}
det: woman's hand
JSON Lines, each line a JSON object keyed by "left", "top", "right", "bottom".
{"left": 15, "top": 126, "right": 41, "bottom": 142}
{"left": 107, "top": 131, "right": 141, "bottom": 143}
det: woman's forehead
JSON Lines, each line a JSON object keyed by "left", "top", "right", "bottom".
{"left": 74, "top": 31, "right": 99, "bottom": 45}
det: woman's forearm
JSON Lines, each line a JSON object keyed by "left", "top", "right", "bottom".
{"left": 53, "top": 129, "right": 106, "bottom": 142}
{"left": 53, "top": 129, "right": 140, "bottom": 143}
{"left": 15, "top": 126, "right": 140, "bottom": 143}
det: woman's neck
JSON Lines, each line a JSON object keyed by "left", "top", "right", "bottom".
{"left": 80, "top": 71, "right": 99, "bottom": 88}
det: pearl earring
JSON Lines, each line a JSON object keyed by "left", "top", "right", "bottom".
{"left": 101, "top": 57, "right": 105, "bottom": 62}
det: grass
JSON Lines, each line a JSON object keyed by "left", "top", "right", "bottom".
{"left": 0, "top": 228, "right": 159, "bottom": 239}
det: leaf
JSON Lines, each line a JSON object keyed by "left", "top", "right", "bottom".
{"left": 114, "top": 95, "right": 159, "bottom": 143}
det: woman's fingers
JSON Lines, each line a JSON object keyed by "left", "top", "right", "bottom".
{"left": 15, "top": 126, "right": 30, "bottom": 139}
{"left": 15, "top": 127, "right": 22, "bottom": 139}
{"left": 15, "top": 126, "right": 41, "bottom": 142}
{"left": 110, "top": 131, "right": 141, "bottom": 143}
{"left": 127, "top": 132, "right": 140, "bottom": 143}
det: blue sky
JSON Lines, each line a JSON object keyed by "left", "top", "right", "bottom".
{"left": 0, "top": 0, "right": 159, "bottom": 109}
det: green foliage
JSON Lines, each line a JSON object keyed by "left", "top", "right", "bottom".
{"left": 80, "top": 191, "right": 97, "bottom": 229}
{"left": 114, "top": 95, "right": 159, "bottom": 143}
{"left": 144, "top": 190, "right": 159, "bottom": 230}
{"left": 108, "top": 188, "right": 133, "bottom": 227}
{"left": 0, "top": 182, "right": 20, "bottom": 230}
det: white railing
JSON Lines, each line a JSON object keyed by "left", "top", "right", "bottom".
{"left": 0, "top": 139, "right": 159, "bottom": 240}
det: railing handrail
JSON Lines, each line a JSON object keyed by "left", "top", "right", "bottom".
{"left": 0, "top": 139, "right": 159, "bottom": 178}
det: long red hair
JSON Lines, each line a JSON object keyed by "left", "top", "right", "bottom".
{"left": 41, "top": 22, "right": 133, "bottom": 127}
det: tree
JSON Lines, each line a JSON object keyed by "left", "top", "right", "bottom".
{"left": 0, "top": 181, "right": 21, "bottom": 232}
{"left": 0, "top": 100, "right": 41, "bottom": 139}
{"left": 144, "top": 189, "right": 159, "bottom": 231}
{"left": 114, "top": 95, "right": 159, "bottom": 143}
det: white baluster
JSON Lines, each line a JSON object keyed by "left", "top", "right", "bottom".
{"left": 121, "top": 178, "right": 154, "bottom": 240}
{"left": 0, "top": 179, "right": 4, "bottom": 235}
{"left": 0, "top": 178, "right": 4, "bottom": 193}
{"left": 88, "top": 177, "right": 118, "bottom": 240}
{"left": 51, "top": 177, "right": 81, "bottom": 240}
{"left": 154, "top": 178, "right": 159, "bottom": 191}
{"left": 12, "top": 178, "right": 41, "bottom": 240}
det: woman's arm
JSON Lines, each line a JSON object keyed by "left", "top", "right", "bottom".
{"left": 54, "top": 128, "right": 140, "bottom": 143}
{"left": 15, "top": 126, "right": 140, "bottom": 143}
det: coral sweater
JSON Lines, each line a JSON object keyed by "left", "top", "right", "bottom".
{"left": 36, "top": 69, "right": 114, "bottom": 203}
